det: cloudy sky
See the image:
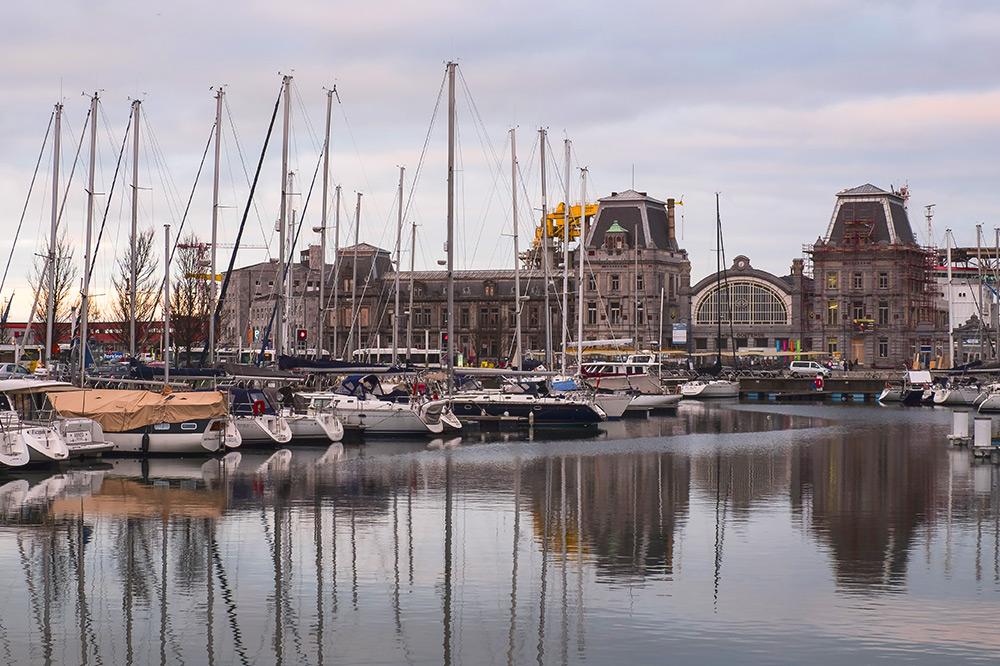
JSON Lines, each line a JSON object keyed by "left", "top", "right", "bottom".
{"left": 2, "top": 0, "right": 998, "bottom": 320}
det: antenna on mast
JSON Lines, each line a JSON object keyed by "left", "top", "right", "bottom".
{"left": 924, "top": 203, "right": 936, "bottom": 248}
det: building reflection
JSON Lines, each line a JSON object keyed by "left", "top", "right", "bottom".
{"left": 524, "top": 452, "right": 691, "bottom": 584}
{"left": 791, "top": 421, "right": 941, "bottom": 592}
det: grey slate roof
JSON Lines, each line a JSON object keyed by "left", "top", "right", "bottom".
{"left": 585, "top": 189, "right": 678, "bottom": 252}
{"left": 822, "top": 184, "right": 917, "bottom": 247}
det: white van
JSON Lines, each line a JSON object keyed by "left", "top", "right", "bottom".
{"left": 788, "top": 361, "right": 830, "bottom": 378}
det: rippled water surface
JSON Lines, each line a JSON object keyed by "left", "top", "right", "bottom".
{"left": 1, "top": 400, "right": 998, "bottom": 665}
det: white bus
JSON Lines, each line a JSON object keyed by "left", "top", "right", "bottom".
{"left": 351, "top": 348, "right": 442, "bottom": 368}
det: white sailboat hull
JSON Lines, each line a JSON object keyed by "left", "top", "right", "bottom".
{"left": 680, "top": 380, "right": 739, "bottom": 398}
{"left": 626, "top": 393, "right": 682, "bottom": 411}
{"left": 102, "top": 418, "right": 240, "bottom": 454}
{"left": 234, "top": 414, "right": 293, "bottom": 445}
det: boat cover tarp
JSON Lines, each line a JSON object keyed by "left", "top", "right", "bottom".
{"left": 48, "top": 389, "right": 227, "bottom": 432}
{"left": 129, "top": 360, "right": 227, "bottom": 381}
{"left": 223, "top": 363, "right": 300, "bottom": 380}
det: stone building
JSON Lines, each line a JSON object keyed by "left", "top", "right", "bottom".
{"left": 804, "top": 184, "right": 948, "bottom": 368}
{"left": 578, "top": 190, "right": 691, "bottom": 351}
{"left": 688, "top": 255, "right": 812, "bottom": 360}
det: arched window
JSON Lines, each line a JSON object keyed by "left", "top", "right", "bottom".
{"left": 695, "top": 280, "right": 788, "bottom": 325}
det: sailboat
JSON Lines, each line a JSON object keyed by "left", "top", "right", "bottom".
{"left": 444, "top": 100, "right": 605, "bottom": 428}
{"left": 680, "top": 194, "right": 739, "bottom": 398}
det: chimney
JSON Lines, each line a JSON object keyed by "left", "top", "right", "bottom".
{"left": 667, "top": 198, "right": 676, "bottom": 241}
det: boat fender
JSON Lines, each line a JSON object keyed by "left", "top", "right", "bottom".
{"left": 141, "top": 431, "right": 150, "bottom": 454}
{"left": 814, "top": 375, "right": 824, "bottom": 391}
{"left": 252, "top": 400, "right": 266, "bottom": 416}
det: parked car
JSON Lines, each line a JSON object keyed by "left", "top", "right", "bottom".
{"left": 0, "top": 362, "right": 32, "bottom": 378}
{"left": 787, "top": 360, "right": 831, "bottom": 378}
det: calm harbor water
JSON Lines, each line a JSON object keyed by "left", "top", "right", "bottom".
{"left": 1, "top": 400, "right": 998, "bottom": 665}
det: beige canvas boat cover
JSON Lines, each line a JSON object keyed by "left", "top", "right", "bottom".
{"left": 48, "top": 389, "right": 227, "bottom": 432}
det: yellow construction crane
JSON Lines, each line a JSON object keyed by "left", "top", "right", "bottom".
{"left": 533, "top": 202, "right": 599, "bottom": 246}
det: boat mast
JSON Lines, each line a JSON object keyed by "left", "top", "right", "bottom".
{"left": 164, "top": 223, "right": 171, "bottom": 383}
{"left": 446, "top": 61, "right": 456, "bottom": 391}
{"left": 45, "top": 101, "right": 62, "bottom": 369}
{"left": 318, "top": 88, "right": 332, "bottom": 359}
{"left": 80, "top": 92, "right": 98, "bottom": 386}
{"left": 561, "top": 138, "right": 570, "bottom": 374}
{"left": 578, "top": 167, "right": 587, "bottom": 373}
{"left": 715, "top": 192, "right": 722, "bottom": 369}
{"left": 634, "top": 225, "right": 639, "bottom": 347}
{"left": 209, "top": 87, "right": 223, "bottom": 366}
{"left": 946, "top": 228, "right": 954, "bottom": 368}
{"left": 350, "top": 192, "right": 361, "bottom": 358}
{"left": 129, "top": 99, "right": 140, "bottom": 359}
{"left": 538, "top": 129, "right": 547, "bottom": 369}
{"left": 407, "top": 220, "right": 415, "bottom": 363}
{"left": 277, "top": 74, "right": 291, "bottom": 358}
{"left": 333, "top": 184, "right": 341, "bottom": 357}
{"left": 394, "top": 166, "right": 404, "bottom": 366}
{"left": 511, "top": 129, "right": 522, "bottom": 367}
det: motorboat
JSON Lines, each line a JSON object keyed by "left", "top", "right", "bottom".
{"left": 48, "top": 386, "right": 241, "bottom": 454}
{"left": 581, "top": 353, "right": 659, "bottom": 379}
{"left": 228, "top": 387, "right": 293, "bottom": 446}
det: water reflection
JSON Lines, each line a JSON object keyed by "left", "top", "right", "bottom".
{"left": 0, "top": 403, "right": 999, "bottom": 664}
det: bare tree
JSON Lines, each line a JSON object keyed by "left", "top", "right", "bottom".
{"left": 108, "top": 229, "right": 159, "bottom": 355}
{"left": 27, "top": 233, "right": 78, "bottom": 349}
{"left": 171, "top": 234, "right": 210, "bottom": 366}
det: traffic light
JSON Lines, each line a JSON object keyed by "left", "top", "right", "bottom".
{"left": 297, "top": 329, "right": 307, "bottom": 341}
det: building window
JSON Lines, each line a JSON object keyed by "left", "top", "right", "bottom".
{"left": 610, "top": 275, "right": 620, "bottom": 292}
{"left": 479, "top": 307, "right": 489, "bottom": 327}
{"left": 609, "top": 303, "right": 621, "bottom": 325}
{"left": 586, "top": 302, "right": 597, "bottom": 325}
{"left": 695, "top": 281, "right": 788, "bottom": 325}
{"left": 878, "top": 272, "right": 889, "bottom": 290}
{"left": 878, "top": 302, "right": 889, "bottom": 325}
{"left": 460, "top": 308, "right": 470, "bottom": 328}
{"left": 827, "top": 272, "right": 838, "bottom": 290}
{"left": 826, "top": 301, "right": 839, "bottom": 327}
{"left": 507, "top": 307, "right": 516, "bottom": 328}
{"left": 636, "top": 274, "right": 644, "bottom": 291}
{"left": 852, "top": 272, "right": 863, "bottom": 290}
{"left": 587, "top": 275, "right": 597, "bottom": 291}
{"left": 695, "top": 337, "right": 708, "bottom": 350}
{"left": 827, "top": 337, "right": 838, "bottom": 355}
{"left": 735, "top": 338, "right": 747, "bottom": 350}
{"left": 878, "top": 338, "right": 889, "bottom": 358}
{"left": 489, "top": 307, "right": 499, "bottom": 326}
{"left": 484, "top": 283, "right": 495, "bottom": 297}
{"left": 636, "top": 301, "right": 645, "bottom": 323}
{"left": 755, "top": 337, "right": 769, "bottom": 348}
{"left": 529, "top": 307, "right": 539, "bottom": 328}
{"left": 852, "top": 303, "right": 864, "bottom": 321}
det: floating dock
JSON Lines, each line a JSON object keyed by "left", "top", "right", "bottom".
{"left": 738, "top": 377, "right": 887, "bottom": 402}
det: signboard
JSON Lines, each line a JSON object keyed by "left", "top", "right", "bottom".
{"left": 672, "top": 323, "right": 687, "bottom": 345}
